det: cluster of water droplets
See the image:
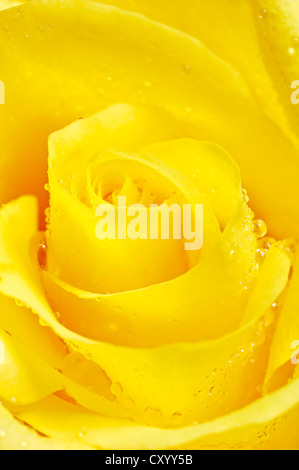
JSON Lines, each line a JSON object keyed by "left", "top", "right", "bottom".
{"left": 108, "top": 381, "right": 193, "bottom": 427}
{"left": 257, "top": 7, "right": 299, "bottom": 56}
{"left": 243, "top": 185, "right": 296, "bottom": 271}
{"left": 288, "top": 37, "right": 299, "bottom": 56}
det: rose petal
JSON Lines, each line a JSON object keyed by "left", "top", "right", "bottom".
{"left": 0, "top": 196, "right": 290, "bottom": 427}
{"left": 0, "top": 0, "right": 22, "bottom": 11}
{"left": 15, "top": 381, "right": 299, "bottom": 449}
{"left": 0, "top": 330, "right": 62, "bottom": 406}
{"left": 0, "top": 400, "right": 91, "bottom": 450}
{"left": 95, "top": 0, "right": 298, "bottom": 147}
{"left": 0, "top": 0, "right": 298, "bottom": 237}
{"left": 265, "top": 249, "right": 299, "bottom": 386}
{"left": 249, "top": 0, "right": 299, "bottom": 140}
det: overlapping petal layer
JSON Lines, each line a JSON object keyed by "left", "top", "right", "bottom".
{"left": 0, "top": 0, "right": 299, "bottom": 237}
{"left": 93, "top": 0, "right": 299, "bottom": 147}
{"left": 45, "top": 106, "right": 256, "bottom": 346}
{"left": 0, "top": 0, "right": 299, "bottom": 451}
{"left": 0, "top": 137, "right": 292, "bottom": 446}
{"left": 249, "top": 0, "right": 299, "bottom": 139}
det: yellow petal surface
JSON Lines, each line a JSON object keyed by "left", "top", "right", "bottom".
{"left": 0, "top": 292, "right": 66, "bottom": 368}
{"left": 45, "top": 108, "right": 258, "bottom": 345}
{"left": 15, "top": 379, "right": 299, "bottom": 450}
{"left": 48, "top": 141, "right": 210, "bottom": 293}
{"left": 242, "top": 244, "right": 291, "bottom": 325}
{"left": 249, "top": 0, "right": 299, "bottom": 139}
{"left": 0, "top": 0, "right": 22, "bottom": 10}
{"left": 0, "top": 330, "right": 62, "bottom": 406}
{"left": 0, "top": 196, "right": 135, "bottom": 418}
{"left": 0, "top": 196, "right": 290, "bottom": 428}
{"left": 6, "top": 0, "right": 296, "bottom": 145}
{"left": 0, "top": 0, "right": 297, "bottom": 451}
{"left": 96, "top": 0, "right": 298, "bottom": 146}
{"left": 0, "top": 0, "right": 299, "bottom": 237}
{"left": 265, "top": 248, "right": 299, "bottom": 385}
{"left": 0, "top": 401, "right": 92, "bottom": 450}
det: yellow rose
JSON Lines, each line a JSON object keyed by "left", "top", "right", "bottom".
{"left": 0, "top": 0, "right": 299, "bottom": 450}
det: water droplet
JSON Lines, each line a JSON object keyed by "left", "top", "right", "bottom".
{"left": 183, "top": 65, "right": 191, "bottom": 74}
{"left": 45, "top": 207, "right": 51, "bottom": 225}
{"left": 77, "top": 428, "right": 87, "bottom": 439}
{"left": 264, "top": 309, "right": 275, "bottom": 327}
{"left": 260, "top": 237, "right": 275, "bottom": 251}
{"left": 186, "top": 107, "right": 193, "bottom": 113}
{"left": 110, "top": 382, "right": 123, "bottom": 397}
{"left": 20, "top": 440, "right": 28, "bottom": 449}
{"left": 276, "top": 238, "right": 296, "bottom": 266}
{"left": 144, "top": 81, "right": 152, "bottom": 87}
{"left": 37, "top": 240, "right": 47, "bottom": 270}
{"left": 256, "top": 247, "right": 267, "bottom": 265}
{"left": 253, "top": 219, "right": 267, "bottom": 239}
{"left": 260, "top": 8, "right": 268, "bottom": 19}
{"left": 0, "top": 430, "right": 6, "bottom": 438}
{"left": 123, "top": 398, "right": 135, "bottom": 409}
{"left": 292, "top": 37, "right": 299, "bottom": 48}
{"left": 242, "top": 189, "right": 250, "bottom": 203}
{"left": 289, "top": 47, "right": 296, "bottom": 55}
{"left": 254, "top": 321, "right": 266, "bottom": 346}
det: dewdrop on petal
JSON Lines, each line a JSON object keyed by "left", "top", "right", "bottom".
{"left": 279, "top": 239, "right": 296, "bottom": 266}
{"left": 20, "top": 440, "right": 28, "bottom": 449}
{"left": 37, "top": 240, "right": 48, "bottom": 270}
{"left": 77, "top": 428, "right": 87, "bottom": 439}
{"left": 110, "top": 382, "right": 123, "bottom": 397}
{"left": 123, "top": 397, "right": 135, "bottom": 409}
{"left": 253, "top": 219, "right": 267, "bottom": 239}
{"left": 260, "top": 237, "right": 276, "bottom": 250}
{"left": 242, "top": 189, "right": 249, "bottom": 203}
